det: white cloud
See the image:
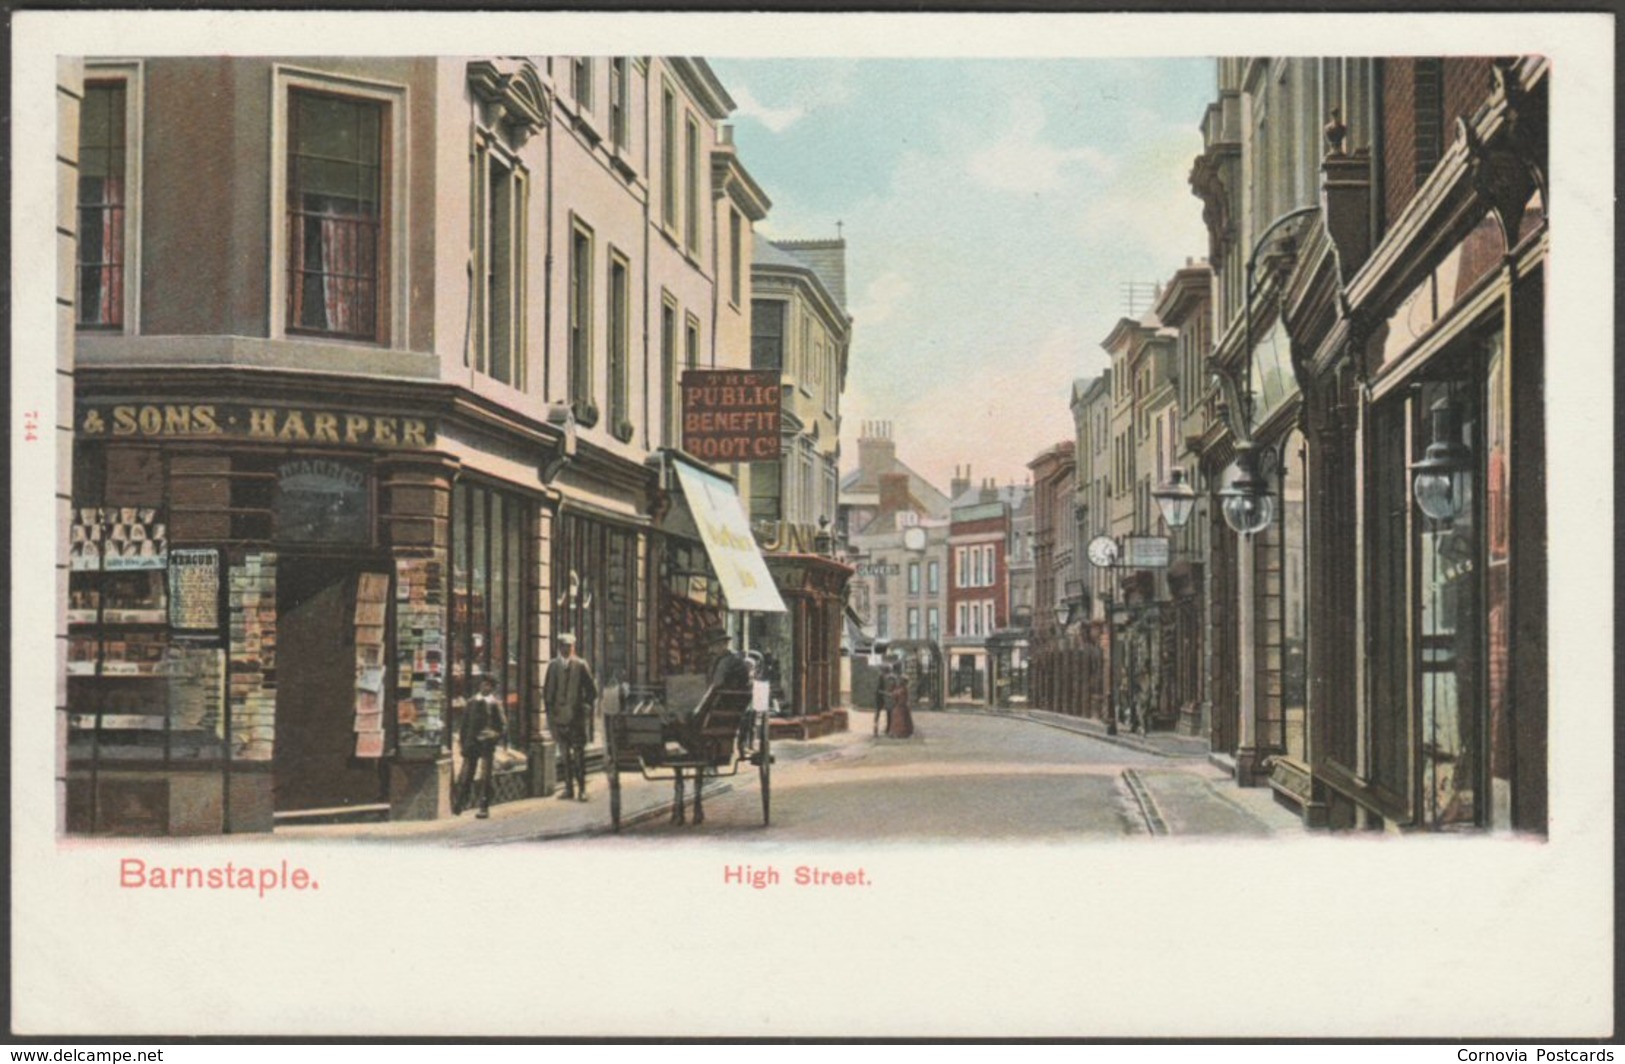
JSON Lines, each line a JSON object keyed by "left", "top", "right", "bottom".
{"left": 852, "top": 271, "right": 912, "bottom": 327}
{"left": 729, "top": 83, "right": 805, "bottom": 133}
{"left": 966, "top": 98, "right": 1115, "bottom": 194}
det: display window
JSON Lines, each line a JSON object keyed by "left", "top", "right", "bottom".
{"left": 1366, "top": 328, "right": 1500, "bottom": 829}
{"left": 552, "top": 512, "right": 639, "bottom": 739}
{"left": 449, "top": 481, "right": 534, "bottom": 760}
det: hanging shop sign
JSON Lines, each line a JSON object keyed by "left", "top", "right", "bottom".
{"left": 77, "top": 402, "right": 435, "bottom": 448}
{"left": 1123, "top": 536, "right": 1171, "bottom": 569}
{"left": 274, "top": 459, "right": 372, "bottom": 544}
{"left": 168, "top": 549, "right": 221, "bottom": 630}
{"left": 680, "top": 370, "right": 781, "bottom": 462}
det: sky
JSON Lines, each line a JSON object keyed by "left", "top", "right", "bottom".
{"left": 710, "top": 58, "right": 1214, "bottom": 494}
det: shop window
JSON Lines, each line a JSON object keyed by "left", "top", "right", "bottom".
{"left": 553, "top": 513, "right": 639, "bottom": 741}
{"left": 1368, "top": 348, "right": 1490, "bottom": 828}
{"left": 77, "top": 79, "right": 131, "bottom": 330}
{"left": 287, "top": 89, "right": 386, "bottom": 341}
{"left": 450, "top": 482, "right": 533, "bottom": 756}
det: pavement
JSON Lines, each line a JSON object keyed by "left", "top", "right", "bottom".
{"left": 274, "top": 722, "right": 873, "bottom": 847}
{"left": 273, "top": 703, "right": 1300, "bottom": 844}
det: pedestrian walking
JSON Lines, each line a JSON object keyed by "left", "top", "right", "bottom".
{"left": 543, "top": 632, "right": 598, "bottom": 801}
{"left": 455, "top": 676, "right": 507, "bottom": 818}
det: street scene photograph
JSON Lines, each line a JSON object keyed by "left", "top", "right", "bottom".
{"left": 50, "top": 50, "right": 1550, "bottom": 843}
{"left": 12, "top": 9, "right": 1612, "bottom": 1042}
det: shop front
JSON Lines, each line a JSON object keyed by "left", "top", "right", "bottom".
{"left": 64, "top": 377, "right": 570, "bottom": 835}
{"left": 754, "top": 547, "right": 854, "bottom": 737}
{"left": 650, "top": 453, "right": 787, "bottom": 718}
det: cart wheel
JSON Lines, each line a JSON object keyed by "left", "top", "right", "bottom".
{"left": 606, "top": 727, "right": 622, "bottom": 833}
{"left": 759, "top": 711, "right": 772, "bottom": 826}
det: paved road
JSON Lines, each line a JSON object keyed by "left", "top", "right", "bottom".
{"left": 609, "top": 709, "right": 1302, "bottom": 842}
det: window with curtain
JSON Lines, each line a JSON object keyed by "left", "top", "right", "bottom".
{"left": 77, "top": 80, "right": 127, "bottom": 329}
{"left": 287, "top": 89, "right": 384, "bottom": 340}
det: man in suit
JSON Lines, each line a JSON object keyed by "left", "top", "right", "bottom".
{"left": 456, "top": 675, "right": 507, "bottom": 818}
{"left": 543, "top": 632, "right": 598, "bottom": 801}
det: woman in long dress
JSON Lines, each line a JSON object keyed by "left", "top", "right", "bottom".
{"left": 887, "top": 671, "right": 916, "bottom": 739}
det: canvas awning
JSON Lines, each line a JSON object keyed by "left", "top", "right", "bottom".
{"left": 672, "top": 461, "right": 786, "bottom": 614}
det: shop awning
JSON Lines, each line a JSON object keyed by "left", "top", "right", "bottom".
{"left": 673, "top": 461, "right": 786, "bottom": 614}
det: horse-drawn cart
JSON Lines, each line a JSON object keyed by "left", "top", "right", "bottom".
{"left": 604, "top": 685, "right": 772, "bottom": 831}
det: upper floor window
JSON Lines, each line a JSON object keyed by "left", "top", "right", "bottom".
{"left": 607, "top": 250, "right": 631, "bottom": 439}
{"left": 927, "top": 560, "right": 940, "bottom": 594}
{"left": 729, "top": 209, "right": 743, "bottom": 307}
{"left": 572, "top": 57, "right": 593, "bottom": 112}
{"left": 609, "top": 58, "right": 629, "bottom": 150}
{"left": 751, "top": 300, "right": 785, "bottom": 371}
{"left": 472, "top": 136, "right": 527, "bottom": 387}
{"left": 684, "top": 114, "right": 701, "bottom": 253}
{"left": 287, "top": 89, "right": 385, "bottom": 341}
{"left": 685, "top": 313, "right": 701, "bottom": 370}
{"left": 568, "top": 219, "right": 596, "bottom": 421}
{"left": 908, "top": 562, "right": 920, "bottom": 595}
{"left": 661, "top": 296, "right": 680, "bottom": 447}
{"left": 661, "top": 85, "right": 677, "bottom": 229}
{"left": 77, "top": 79, "right": 130, "bottom": 330}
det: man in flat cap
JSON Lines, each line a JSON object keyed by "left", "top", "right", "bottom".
{"left": 543, "top": 632, "right": 598, "bottom": 801}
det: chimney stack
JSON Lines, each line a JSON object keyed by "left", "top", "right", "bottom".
{"left": 878, "top": 473, "right": 912, "bottom": 524}
{"left": 950, "top": 464, "right": 972, "bottom": 501}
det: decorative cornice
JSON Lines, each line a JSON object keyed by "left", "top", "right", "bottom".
{"left": 711, "top": 147, "right": 772, "bottom": 222}
{"left": 466, "top": 59, "right": 550, "bottom": 148}
{"left": 667, "top": 57, "right": 734, "bottom": 121}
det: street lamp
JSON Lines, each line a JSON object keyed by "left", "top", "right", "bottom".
{"left": 1218, "top": 442, "right": 1276, "bottom": 536}
{"left": 1052, "top": 600, "right": 1071, "bottom": 631}
{"left": 1152, "top": 467, "right": 1198, "bottom": 530}
{"left": 1411, "top": 396, "right": 1472, "bottom": 523}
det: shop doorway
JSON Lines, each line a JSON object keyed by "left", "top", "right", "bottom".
{"left": 274, "top": 557, "right": 389, "bottom": 813}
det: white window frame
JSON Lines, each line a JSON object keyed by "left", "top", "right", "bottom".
{"left": 78, "top": 61, "right": 144, "bottom": 334}
{"left": 269, "top": 65, "right": 408, "bottom": 345}
{"left": 471, "top": 129, "right": 528, "bottom": 389}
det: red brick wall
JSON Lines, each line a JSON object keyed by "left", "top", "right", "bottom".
{"left": 1380, "top": 57, "right": 1497, "bottom": 232}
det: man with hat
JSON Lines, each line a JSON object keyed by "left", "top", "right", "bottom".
{"left": 706, "top": 626, "right": 753, "bottom": 693}
{"left": 455, "top": 675, "right": 508, "bottom": 818}
{"left": 543, "top": 632, "right": 598, "bottom": 801}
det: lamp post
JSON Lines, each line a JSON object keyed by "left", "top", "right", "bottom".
{"left": 1152, "top": 467, "right": 1197, "bottom": 531}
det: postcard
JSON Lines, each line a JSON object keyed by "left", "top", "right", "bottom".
{"left": 10, "top": 8, "right": 1614, "bottom": 1041}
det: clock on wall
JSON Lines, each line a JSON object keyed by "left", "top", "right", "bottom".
{"left": 1086, "top": 535, "right": 1119, "bottom": 569}
{"left": 902, "top": 526, "right": 927, "bottom": 552}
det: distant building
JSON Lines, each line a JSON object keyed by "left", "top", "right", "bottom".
{"left": 945, "top": 478, "right": 1024, "bottom": 705}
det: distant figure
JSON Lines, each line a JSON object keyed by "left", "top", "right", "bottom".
{"left": 543, "top": 633, "right": 598, "bottom": 802}
{"left": 455, "top": 676, "right": 507, "bottom": 818}
{"left": 887, "top": 667, "right": 916, "bottom": 739}
{"left": 873, "top": 663, "right": 893, "bottom": 737}
{"left": 706, "top": 627, "right": 753, "bottom": 692}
